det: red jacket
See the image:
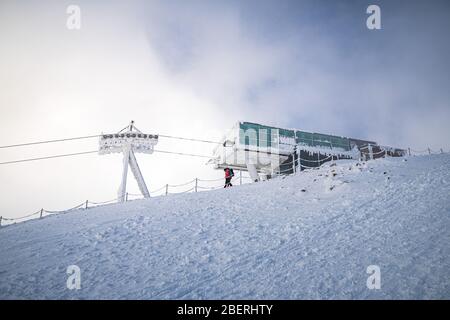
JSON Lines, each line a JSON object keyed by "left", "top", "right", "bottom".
{"left": 225, "top": 169, "right": 231, "bottom": 178}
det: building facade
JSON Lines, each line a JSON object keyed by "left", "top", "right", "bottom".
{"left": 211, "top": 121, "right": 406, "bottom": 181}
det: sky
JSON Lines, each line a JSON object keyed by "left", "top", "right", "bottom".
{"left": 0, "top": 0, "right": 449, "bottom": 219}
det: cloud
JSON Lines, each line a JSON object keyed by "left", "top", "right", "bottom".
{"left": 144, "top": 0, "right": 450, "bottom": 149}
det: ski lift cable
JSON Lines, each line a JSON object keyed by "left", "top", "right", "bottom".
{"left": 157, "top": 134, "right": 221, "bottom": 145}
{"left": 0, "top": 148, "right": 215, "bottom": 165}
{"left": 0, "top": 135, "right": 102, "bottom": 149}
{"left": 153, "top": 149, "right": 213, "bottom": 159}
{"left": 0, "top": 132, "right": 441, "bottom": 158}
{"left": 0, "top": 150, "right": 99, "bottom": 165}
{"left": 0, "top": 133, "right": 221, "bottom": 150}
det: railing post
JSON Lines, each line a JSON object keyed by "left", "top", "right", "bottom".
{"left": 408, "top": 147, "right": 411, "bottom": 156}
{"left": 292, "top": 154, "right": 296, "bottom": 174}
{"left": 85, "top": 200, "right": 89, "bottom": 209}
{"left": 39, "top": 208, "right": 43, "bottom": 219}
{"left": 240, "top": 170, "right": 242, "bottom": 185}
{"left": 294, "top": 146, "right": 298, "bottom": 173}
{"left": 428, "top": 148, "right": 431, "bottom": 155}
{"left": 165, "top": 184, "right": 169, "bottom": 196}
{"left": 298, "top": 150, "right": 301, "bottom": 171}
{"left": 195, "top": 178, "right": 198, "bottom": 192}
{"left": 125, "top": 192, "right": 129, "bottom": 202}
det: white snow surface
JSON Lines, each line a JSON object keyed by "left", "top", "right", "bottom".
{"left": 1, "top": 154, "right": 449, "bottom": 299}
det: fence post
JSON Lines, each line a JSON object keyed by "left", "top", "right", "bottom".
{"left": 292, "top": 154, "right": 296, "bottom": 174}
{"left": 428, "top": 148, "right": 431, "bottom": 155}
{"left": 39, "top": 208, "right": 43, "bottom": 219}
{"left": 125, "top": 192, "right": 129, "bottom": 202}
{"left": 195, "top": 178, "right": 198, "bottom": 192}
{"left": 240, "top": 170, "right": 242, "bottom": 185}
{"left": 408, "top": 147, "right": 411, "bottom": 156}
{"left": 0, "top": 216, "right": 2, "bottom": 227}
{"left": 165, "top": 184, "right": 169, "bottom": 196}
{"left": 385, "top": 150, "right": 387, "bottom": 158}
{"left": 298, "top": 151, "right": 301, "bottom": 171}
{"left": 85, "top": 200, "right": 89, "bottom": 209}
{"left": 368, "top": 144, "right": 373, "bottom": 160}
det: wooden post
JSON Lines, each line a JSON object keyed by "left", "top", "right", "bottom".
{"left": 125, "top": 192, "right": 129, "bottom": 202}
{"left": 428, "top": 148, "right": 431, "bottom": 155}
{"left": 195, "top": 178, "right": 198, "bottom": 192}
{"left": 240, "top": 170, "right": 242, "bottom": 185}
{"left": 165, "top": 184, "right": 169, "bottom": 196}
{"left": 408, "top": 147, "right": 411, "bottom": 156}
{"left": 85, "top": 200, "right": 89, "bottom": 209}
{"left": 39, "top": 208, "right": 43, "bottom": 219}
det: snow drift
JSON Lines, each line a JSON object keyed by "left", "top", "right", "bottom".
{"left": 1, "top": 154, "right": 449, "bottom": 299}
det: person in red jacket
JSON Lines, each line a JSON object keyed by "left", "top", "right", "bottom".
{"left": 224, "top": 168, "right": 233, "bottom": 188}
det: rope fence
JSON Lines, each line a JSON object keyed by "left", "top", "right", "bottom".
{"left": 0, "top": 171, "right": 255, "bottom": 227}
{"left": 408, "top": 148, "right": 445, "bottom": 155}
{"left": 1, "top": 146, "right": 447, "bottom": 228}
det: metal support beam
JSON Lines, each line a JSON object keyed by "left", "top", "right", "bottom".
{"left": 129, "top": 150, "right": 150, "bottom": 198}
{"left": 118, "top": 145, "right": 130, "bottom": 203}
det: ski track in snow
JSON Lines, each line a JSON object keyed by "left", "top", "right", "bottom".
{"left": 0, "top": 154, "right": 449, "bottom": 299}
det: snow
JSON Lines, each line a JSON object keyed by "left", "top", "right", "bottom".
{"left": 299, "top": 144, "right": 360, "bottom": 159}
{"left": 0, "top": 154, "right": 449, "bottom": 299}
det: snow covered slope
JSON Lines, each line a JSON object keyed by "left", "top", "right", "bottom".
{"left": 1, "top": 154, "right": 449, "bottom": 299}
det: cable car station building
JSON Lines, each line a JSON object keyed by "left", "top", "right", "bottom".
{"left": 211, "top": 121, "right": 405, "bottom": 181}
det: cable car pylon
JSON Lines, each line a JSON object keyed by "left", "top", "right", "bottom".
{"left": 99, "top": 121, "right": 159, "bottom": 202}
